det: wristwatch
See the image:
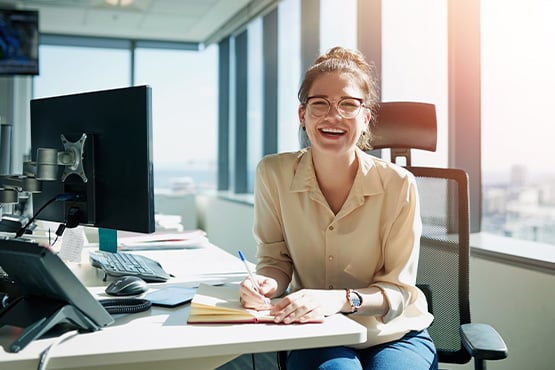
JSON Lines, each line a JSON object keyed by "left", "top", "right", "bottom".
{"left": 345, "top": 289, "right": 363, "bottom": 313}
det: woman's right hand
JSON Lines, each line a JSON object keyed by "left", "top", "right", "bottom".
{"left": 239, "top": 274, "right": 277, "bottom": 310}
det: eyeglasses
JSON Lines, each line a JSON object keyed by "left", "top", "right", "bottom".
{"left": 305, "top": 96, "right": 366, "bottom": 119}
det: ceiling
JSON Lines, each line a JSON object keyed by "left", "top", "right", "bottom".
{"left": 0, "top": 0, "right": 279, "bottom": 46}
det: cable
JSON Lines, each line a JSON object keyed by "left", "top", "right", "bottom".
{"left": 48, "top": 224, "right": 67, "bottom": 248}
{"left": 16, "top": 193, "right": 79, "bottom": 238}
{"left": 37, "top": 330, "right": 79, "bottom": 370}
{"left": 99, "top": 298, "right": 152, "bottom": 315}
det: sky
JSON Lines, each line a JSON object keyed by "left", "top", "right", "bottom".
{"left": 481, "top": 0, "right": 554, "bottom": 174}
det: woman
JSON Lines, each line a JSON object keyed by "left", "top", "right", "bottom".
{"left": 239, "top": 46, "right": 438, "bottom": 370}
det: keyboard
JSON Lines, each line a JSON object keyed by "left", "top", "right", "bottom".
{"left": 89, "top": 251, "right": 171, "bottom": 282}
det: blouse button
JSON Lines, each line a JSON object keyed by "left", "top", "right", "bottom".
{"left": 328, "top": 255, "right": 334, "bottom": 261}
{"left": 328, "top": 285, "right": 334, "bottom": 289}
{"left": 329, "top": 225, "right": 334, "bottom": 231}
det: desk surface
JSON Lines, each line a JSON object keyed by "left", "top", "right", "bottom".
{"left": 0, "top": 241, "right": 367, "bottom": 370}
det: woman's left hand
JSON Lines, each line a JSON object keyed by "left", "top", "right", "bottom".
{"left": 270, "top": 289, "right": 345, "bottom": 324}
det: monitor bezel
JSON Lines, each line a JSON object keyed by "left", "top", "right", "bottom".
{"left": 30, "top": 85, "right": 155, "bottom": 234}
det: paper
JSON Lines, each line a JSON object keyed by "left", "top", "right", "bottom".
{"left": 58, "top": 226, "right": 86, "bottom": 262}
{"left": 117, "top": 229, "right": 209, "bottom": 250}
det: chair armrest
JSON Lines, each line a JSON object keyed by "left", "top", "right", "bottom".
{"left": 460, "top": 323, "right": 508, "bottom": 360}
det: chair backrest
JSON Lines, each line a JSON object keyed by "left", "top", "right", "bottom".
{"left": 372, "top": 101, "right": 437, "bottom": 166}
{"left": 373, "top": 102, "right": 472, "bottom": 364}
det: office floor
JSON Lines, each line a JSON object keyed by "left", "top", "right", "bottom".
{"left": 216, "top": 352, "right": 279, "bottom": 370}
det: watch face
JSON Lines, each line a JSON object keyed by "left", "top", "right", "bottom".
{"left": 350, "top": 291, "right": 361, "bottom": 307}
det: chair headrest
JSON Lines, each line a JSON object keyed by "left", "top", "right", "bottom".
{"left": 371, "top": 101, "right": 437, "bottom": 152}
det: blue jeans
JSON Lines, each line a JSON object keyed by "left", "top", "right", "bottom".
{"left": 287, "top": 329, "right": 438, "bottom": 370}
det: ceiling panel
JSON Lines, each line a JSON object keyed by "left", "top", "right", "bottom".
{"left": 0, "top": 0, "right": 278, "bottom": 45}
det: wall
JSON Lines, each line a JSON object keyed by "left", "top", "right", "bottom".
{"left": 200, "top": 195, "right": 555, "bottom": 370}
{"left": 465, "top": 259, "right": 553, "bottom": 370}
{"left": 155, "top": 192, "right": 198, "bottom": 231}
{"left": 198, "top": 194, "right": 256, "bottom": 261}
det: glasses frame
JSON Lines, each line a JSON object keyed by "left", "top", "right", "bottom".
{"left": 305, "top": 96, "right": 367, "bottom": 119}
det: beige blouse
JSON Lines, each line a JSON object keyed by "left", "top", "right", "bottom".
{"left": 253, "top": 147, "right": 433, "bottom": 348}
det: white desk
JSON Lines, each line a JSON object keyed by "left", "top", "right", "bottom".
{"left": 0, "top": 242, "right": 367, "bottom": 370}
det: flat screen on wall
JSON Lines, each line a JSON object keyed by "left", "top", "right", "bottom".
{"left": 0, "top": 8, "right": 39, "bottom": 75}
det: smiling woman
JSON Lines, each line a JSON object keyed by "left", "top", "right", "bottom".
{"left": 240, "top": 46, "right": 438, "bottom": 370}
{"left": 297, "top": 49, "right": 377, "bottom": 155}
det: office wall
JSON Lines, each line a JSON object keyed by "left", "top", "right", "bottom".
{"left": 466, "top": 259, "right": 553, "bottom": 370}
{"left": 155, "top": 192, "right": 198, "bottom": 231}
{"left": 198, "top": 194, "right": 256, "bottom": 261}
{"left": 200, "top": 195, "right": 554, "bottom": 370}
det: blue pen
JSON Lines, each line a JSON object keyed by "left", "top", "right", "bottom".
{"left": 238, "top": 250, "right": 261, "bottom": 292}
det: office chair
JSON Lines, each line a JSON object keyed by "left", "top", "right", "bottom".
{"left": 277, "top": 102, "right": 508, "bottom": 370}
{"left": 372, "top": 101, "right": 508, "bottom": 369}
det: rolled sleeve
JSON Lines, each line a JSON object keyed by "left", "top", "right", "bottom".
{"left": 253, "top": 158, "right": 294, "bottom": 280}
{"left": 373, "top": 282, "right": 413, "bottom": 323}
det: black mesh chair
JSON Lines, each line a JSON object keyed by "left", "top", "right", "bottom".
{"left": 278, "top": 102, "right": 508, "bottom": 370}
{"left": 372, "top": 102, "right": 508, "bottom": 369}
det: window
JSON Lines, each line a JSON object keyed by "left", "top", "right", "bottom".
{"left": 33, "top": 37, "right": 218, "bottom": 232}
{"left": 320, "top": 0, "right": 357, "bottom": 52}
{"left": 381, "top": 0, "right": 448, "bottom": 168}
{"left": 277, "top": 0, "right": 301, "bottom": 153}
{"left": 34, "top": 44, "right": 129, "bottom": 98}
{"left": 246, "top": 19, "right": 264, "bottom": 193}
{"left": 34, "top": 39, "right": 218, "bottom": 195}
{"left": 134, "top": 46, "right": 218, "bottom": 194}
{"left": 481, "top": 0, "right": 555, "bottom": 244}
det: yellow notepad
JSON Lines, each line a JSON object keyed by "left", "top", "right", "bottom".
{"left": 187, "top": 283, "right": 276, "bottom": 323}
{"left": 187, "top": 284, "right": 325, "bottom": 324}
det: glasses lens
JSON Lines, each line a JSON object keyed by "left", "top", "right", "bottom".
{"left": 307, "top": 98, "right": 330, "bottom": 117}
{"left": 338, "top": 98, "right": 362, "bottom": 118}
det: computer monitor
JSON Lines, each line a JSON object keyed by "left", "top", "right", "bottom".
{"left": 0, "top": 8, "right": 39, "bottom": 75}
{"left": 29, "top": 85, "right": 155, "bottom": 235}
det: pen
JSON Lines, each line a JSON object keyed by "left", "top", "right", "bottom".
{"left": 238, "top": 250, "right": 261, "bottom": 292}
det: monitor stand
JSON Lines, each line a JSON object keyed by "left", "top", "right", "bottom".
{"left": 0, "top": 295, "right": 101, "bottom": 353}
{"left": 98, "top": 228, "right": 117, "bottom": 252}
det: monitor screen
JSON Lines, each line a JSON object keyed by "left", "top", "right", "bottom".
{"left": 30, "top": 85, "right": 155, "bottom": 234}
{"left": 0, "top": 8, "right": 39, "bottom": 75}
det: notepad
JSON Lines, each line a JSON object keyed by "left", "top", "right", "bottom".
{"left": 187, "top": 284, "right": 274, "bottom": 323}
{"left": 187, "top": 284, "right": 323, "bottom": 324}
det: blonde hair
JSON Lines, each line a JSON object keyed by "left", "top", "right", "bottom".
{"left": 298, "top": 46, "right": 379, "bottom": 151}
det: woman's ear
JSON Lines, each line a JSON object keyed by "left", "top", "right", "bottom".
{"left": 364, "top": 108, "right": 372, "bottom": 125}
{"left": 298, "top": 105, "right": 306, "bottom": 127}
